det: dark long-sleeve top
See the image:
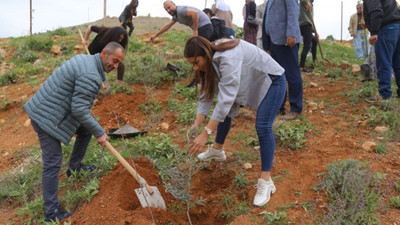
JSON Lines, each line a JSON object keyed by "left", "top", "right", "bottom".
{"left": 363, "top": 0, "right": 400, "bottom": 35}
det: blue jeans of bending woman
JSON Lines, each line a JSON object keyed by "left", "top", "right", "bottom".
{"left": 214, "top": 74, "right": 286, "bottom": 171}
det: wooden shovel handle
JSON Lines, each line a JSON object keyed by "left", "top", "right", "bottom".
{"left": 78, "top": 29, "right": 90, "bottom": 55}
{"left": 104, "top": 141, "right": 154, "bottom": 194}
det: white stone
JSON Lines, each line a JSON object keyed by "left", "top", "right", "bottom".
{"left": 243, "top": 163, "right": 252, "bottom": 169}
{"left": 160, "top": 122, "right": 169, "bottom": 130}
{"left": 308, "top": 102, "right": 318, "bottom": 110}
{"left": 24, "top": 119, "right": 31, "bottom": 127}
{"left": 362, "top": 141, "right": 376, "bottom": 151}
{"left": 375, "top": 126, "right": 388, "bottom": 133}
{"left": 318, "top": 101, "right": 325, "bottom": 109}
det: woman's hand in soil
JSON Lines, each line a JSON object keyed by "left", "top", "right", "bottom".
{"left": 189, "top": 132, "right": 208, "bottom": 156}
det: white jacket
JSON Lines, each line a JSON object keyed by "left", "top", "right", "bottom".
{"left": 197, "top": 40, "right": 284, "bottom": 122}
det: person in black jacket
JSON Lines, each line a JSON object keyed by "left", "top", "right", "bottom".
{"left": 119, "top": 0, "right": 139, "bottom": 36}
{"left": 84, "top": 26, "right": 128, "bottom": 86}
{"left": 203, "top": 8, "right": 232, "bottom": 41}
{"left": 363, "top": 0, "right": 400, "bottom": 102}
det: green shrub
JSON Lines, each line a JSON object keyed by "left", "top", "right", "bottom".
{"left": 276, "top": 119, "right": 313, "bottom": 150}
{"left": 317, "top": 159, "right": 381, "bottom": 225}
{"left": 374, "top": 144, "right": 388, "bottom": 154}
{"left": 234, "top": 172, "right": 248, "bottom": 188}
{"left": 259, "top": 210, "right": 290, "bottom": 225}
{"left": 25, "top": 36, "right": 53, "bottom": 52}
{"left": 16, "top": 46, "right": 38, "bottom": 62}
{"left": 140, "top": 100, "right": 163, "bottom": 115}
{"left": 0, "top": 153, "right": 42, "bottom": 205}
{"left": 51, "top": 28, "right": 69, "bottom": 36}
{"left": 390, "top": 196, "right": 400, "bottom": 208}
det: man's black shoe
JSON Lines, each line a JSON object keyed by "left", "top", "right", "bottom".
{"left": 66, "top": 164, "right": 96, "bottom": 178}
{"left": 44, "top": 206, "right": 73, "bottom": 222}
{"left": 301, "top": 67, "right": 311, "bottom": 73}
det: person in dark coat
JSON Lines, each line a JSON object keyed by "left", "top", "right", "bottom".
{"left": 203, "top": 8, "right": 232, "bottom": 41}
{"left": 83, "top": 26, "right": 128, "bottom": 86}
{"left": 363, "top": 0, "right": 400, "bottom": 102}
{"left": 119, "top": 0, "right": 139, "bottom": 36}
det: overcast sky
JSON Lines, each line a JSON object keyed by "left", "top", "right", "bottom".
{"left": 0, "top": 0, "right": 359, "bottom": 40}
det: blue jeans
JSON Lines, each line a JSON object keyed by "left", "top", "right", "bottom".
{"left": 31, "top": 119, "right": 92, "bottom": 214}
{"left": 375, "top": 23, "right": 400, "bottom": 99}
{"left": 215, "top": 74, "right": 286, "bottom": 171}
{"left": 353, "top": 29, "right": 370, "bottom": 60}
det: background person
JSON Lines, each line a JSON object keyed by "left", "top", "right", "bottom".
{"left": 83, "top": 26, "right": 128, "bottom": 86}
{"left": 299, "top": 0, "right": 315, "bottom": 72}
{"left": 150, "top": 0, "right": 213, "bottom": 42}
{"left": 363, "top": 0, "right": 400, "bottom": 102}
{"left": 256, "top": 0, "right": 267, "bottom": 49}
{"left": 24, "top": 42, "right": 125, "bottom": 222}
{"left": 242, "top": 0, "right": 258, "bottom": 45}
{"left": 203, "top": 8, "right": 231, "bottom": 41}
{"left": 119, "top": 0, "right": 139, "bottom": 37}
{"left": 348, "top": 3, "right": 370, "bottom": 60}
{"left": 184, "top": 36, "right": 286, "bottom": 207}
{"left": 262, "top": 0, "right": 303, "bottom": 120}
{"left": 211, "top": 0, "right": 235, "bottom": 37}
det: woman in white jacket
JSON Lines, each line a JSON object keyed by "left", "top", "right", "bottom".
{"left": 184, "top": 36, "right": 286, "bottom": 207}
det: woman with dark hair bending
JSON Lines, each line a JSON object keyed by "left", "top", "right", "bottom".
{"left": 184, "top": 36, "right": 286, "bottom": 207}
{"left": 84, "top": 26, "right": 128, "bottom": 86}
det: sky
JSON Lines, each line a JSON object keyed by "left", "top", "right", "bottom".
{"left": 0, "top": 0, "right": 360, "bottom": 40}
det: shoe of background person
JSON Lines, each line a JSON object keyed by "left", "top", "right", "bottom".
{"left": 166, "top": 63, "right": 182, "bottom": 73}
{"left": 66, "top": 163, "right": 96, "bottom": 178}
{"left": 44, "top": 206, "right": 73, "bottom": 222}
{"left": 197, "top": 146, "right": 226, "bottom": 161}
{"left": 253, "top": 178, "right": 276, "bottom": 207}
{"left": 282, "top": 111, "right": 301, "bottom": 120}
{"left": 365, "top": 95, "right": 385, "bottom": 103}
{"left": 185, "top": 79, "right": 196, "bottom": 88}
{"left": 301, "top": 67, "right": 311, "bottom": 73}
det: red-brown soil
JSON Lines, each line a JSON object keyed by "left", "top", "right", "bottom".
{"left": 0, "top": 38, "right": 400, "bottom": 224}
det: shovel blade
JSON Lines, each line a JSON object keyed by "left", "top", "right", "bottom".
{"left": 135, "top": 186, "right": 166, "bottom": 210}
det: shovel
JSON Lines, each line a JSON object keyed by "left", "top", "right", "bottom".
{"left": 104, "top": 141, "right": 167, "bottom": 210}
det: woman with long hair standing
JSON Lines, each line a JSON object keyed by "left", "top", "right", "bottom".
{"left": 184, "top": 36, "right": 286, "bottom": 207}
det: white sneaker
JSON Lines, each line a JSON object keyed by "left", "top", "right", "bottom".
{"left": 197, "top": 146, "right": 226, "bottom": 161}
{"left": 253, "top": 178, "right": 276, "bottom": 207}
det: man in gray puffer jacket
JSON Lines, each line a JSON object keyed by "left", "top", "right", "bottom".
{"left": 24, "top": 42, "right": 125, "bottom": 222}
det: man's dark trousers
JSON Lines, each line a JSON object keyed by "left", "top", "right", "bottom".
{"left": 31, "top": 119, "right": 92, "bottom": 214}
{"left": 375, "top": 23, "right": 400, "bottom": 99}
{"left": 270, "top": 43, "right": 303, "bottom": 113}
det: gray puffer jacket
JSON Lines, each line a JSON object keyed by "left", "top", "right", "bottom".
{"left": 24, "top": 54, "right": 105, "bottom": 145}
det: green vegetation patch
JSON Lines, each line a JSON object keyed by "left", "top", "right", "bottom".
{"left": 316, "top": 159, "right": 381, "bottom": 225}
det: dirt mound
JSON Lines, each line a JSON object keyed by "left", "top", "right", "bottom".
{"left": 71, "top": 158, "right": 236, "bottom": 225}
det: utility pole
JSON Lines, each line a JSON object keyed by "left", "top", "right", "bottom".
{"left": 341, "top": 1, "right": 343, "bottom": 42}
{"left": 30, "top": 0, "right": 32, "bottom": 36}
{"left": 205, "top": 0, "right": 207, "bottom": 9}
{"left": 103, "top": 0, "right": 107, "bottom": 25}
